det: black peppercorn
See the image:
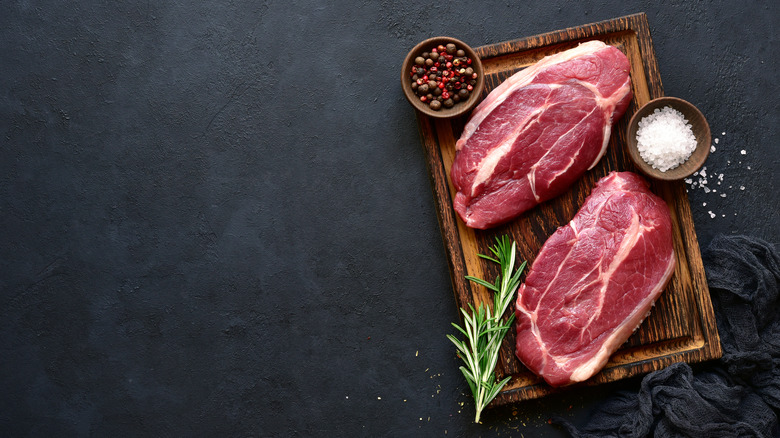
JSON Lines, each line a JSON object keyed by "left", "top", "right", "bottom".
{"left": 443, "top": 98, "right": 454, "bottom": 108}
{"left": 429, "top": 100, "right": 441, "bottom": 110}
{"left": 456, "top": 49, "right": 465, "bottom": 57}
{"left": 415, "top": 56, "right": 425, "bottom": 66}
{"left": 418, "top": 84, "right": 429, "bottom": 94}
{"left": 446, "top": 43, "right": 456, "bottom": 54}
{"left": 459, "top": 89, "right": 470, "bottom": 99}
{"left": 425, "top": 58, "right": 434, "bottom": 67}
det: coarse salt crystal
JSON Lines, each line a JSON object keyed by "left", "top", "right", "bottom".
{"left": 710, "top": 145, "right": 716, "bottom": 153}
{"left": 714, "top": 138, "right": 719, "bottom": 144}
{"left": 740, "top": 185, "right": 745, "bottom": 190}
{"left": 635, "top": 106, "right": 698, "bottom": 172}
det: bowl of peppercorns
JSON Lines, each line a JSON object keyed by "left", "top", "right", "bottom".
{"left": 401, "top": 36, "right": 485, "bottom": 118}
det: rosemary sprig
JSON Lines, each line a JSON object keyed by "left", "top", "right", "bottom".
{"left": 446, "top": 235, "right": 527, "bottom": 423}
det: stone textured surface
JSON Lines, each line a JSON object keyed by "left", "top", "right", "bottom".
{"left": 1, "top": 1, "right": 777, "bottom": 436}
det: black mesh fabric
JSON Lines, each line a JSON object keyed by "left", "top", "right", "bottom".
{"left": 556, "top": 235, "right": 780, "bottom": 437}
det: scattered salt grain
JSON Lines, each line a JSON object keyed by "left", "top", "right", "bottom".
{"left": 722, "top": 131, "right": 726, "bottom": 136}
{"left": 710, "top": 145, "right": 716, "bottom": 153}
{"left": 741, "top": 150, "right": 747, "bottom": 155}
{"left": 740, "top": 185, "right": 745, "bottom": 190}
{"left": 635, "top": 106, "right": 698, "bottom": 172}
{"left": 714, "top": 138, "right": 719, "bottom": 144}
{"left": 747, "top": 166, "right": 751, "bottom": 170}
{"left": 720, "top": 193, "right": 727, "bottom": 198}
{"left": 708, "top": 211, "right": 716, "bottom": 218}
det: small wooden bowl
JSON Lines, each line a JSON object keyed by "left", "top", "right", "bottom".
{"left": 626, "top": 97, "right": 711, "bottom": 181}
{"left": 401, "top": 36, "right": 485, "bottom": 119}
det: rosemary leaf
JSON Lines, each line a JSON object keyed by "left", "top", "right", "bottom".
{"left": 447, "top": 235, "right": 526, "bottom": 424}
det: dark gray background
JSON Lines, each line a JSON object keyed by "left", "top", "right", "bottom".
{"left": 2, "top": 1, "right": 778, "bottom": 436}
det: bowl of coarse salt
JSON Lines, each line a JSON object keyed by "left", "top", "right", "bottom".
{"left": 626, "top": 96, "right": 711, "bottom": 181}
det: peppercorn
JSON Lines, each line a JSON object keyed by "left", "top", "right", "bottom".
{"left": 409, "top": 41, "right": 478, "bottom": 110}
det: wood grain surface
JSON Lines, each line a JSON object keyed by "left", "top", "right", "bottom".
{"left": 416, "top": 13, "right": 722, "bottom": 405}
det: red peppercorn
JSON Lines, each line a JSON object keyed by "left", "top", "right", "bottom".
{"left": 430, "top": 67, "right": 437, "bottom": 73}
{"left": 442, "top": 91, "right": 450, "bottom": 99}
{"left": 438, "top": 82, "right": 445, "bottom": 89}
{"left": 420, "top": 96, "right": 427, "bottom": 102}
{"left": 446, "top": 62, "right": 452, "bottom": 69}
{"left": 472, "top": 72, "right": 478, "bottom": 79}
{"left": 467, "top": 84, "right": 473, "bottom": 91}
{"left": 467, "top": 58, "right": 472, "bottom": 64}
{"left": 416, "top": 78, "right": 424, "bottom": 85}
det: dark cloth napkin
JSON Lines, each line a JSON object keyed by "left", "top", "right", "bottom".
{"left": 557, "top": 235, "right": 780, "bottom": 437}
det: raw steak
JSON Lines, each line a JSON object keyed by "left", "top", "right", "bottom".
{"left": 451, "top": 40, "right": 632, "bottom": 229}
{"left": 514, "top": 171, "right": 675, "bottom": 387}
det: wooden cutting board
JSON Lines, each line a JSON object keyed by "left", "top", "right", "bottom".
{"left": 415, "top": 13, "right": 722, "bottom": 405}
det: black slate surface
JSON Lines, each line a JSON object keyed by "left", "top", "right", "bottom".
{"left": 1, "top": 1, "right": 778, "bottom": 436}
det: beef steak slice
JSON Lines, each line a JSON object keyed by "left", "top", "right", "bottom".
{"left": 514, "top": 171, "right": 675, "bottom": 387}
